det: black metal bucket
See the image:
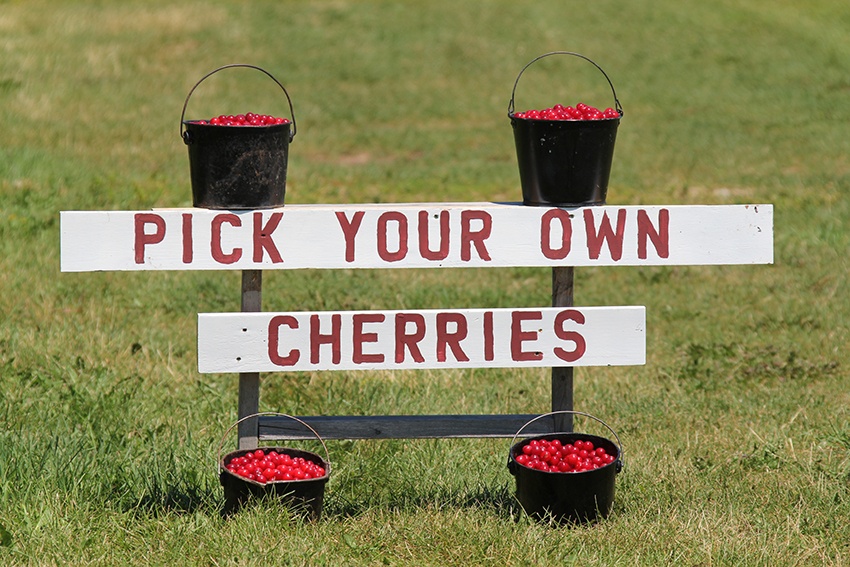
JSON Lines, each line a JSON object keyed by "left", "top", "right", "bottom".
{"left": 181, "top": 64, "right": 296, "bottom": 209}
{"left": 507, "top": 411, "right": 623, "bottom": 525}
{"left": 218, "top": 414, "right": 330, "bottom": 520}
{"left": 508, "top": 52, "right": 622, "bottom": 207}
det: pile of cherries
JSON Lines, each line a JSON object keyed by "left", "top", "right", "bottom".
{"left": 224, "top": 449, "right": 327, "bottom": 484}
{"left": 514, "top": 437, "right": 617, "bottom": 473}
{"left": 190, "top": 112, "right": 290, "bottom": 126}
{"left": 512, "top": 102, "right": 620, "bottom": 121}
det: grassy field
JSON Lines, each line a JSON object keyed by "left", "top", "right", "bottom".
{"left": 2, "top": 0, "right": 849, "bottom": 565}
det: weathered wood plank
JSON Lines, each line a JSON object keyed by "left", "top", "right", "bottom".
{"left": 257, "top": 414, "right": 560, "bottom": 440}
{"left": 198, "top": 306, "right": 646, "bottom": 373}
{"left": 60, "top": 203, "right": 774, "bottom": 272}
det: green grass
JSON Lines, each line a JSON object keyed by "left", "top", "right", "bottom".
{"left": 2, "top": 0, "right": 850, "bottom": 565}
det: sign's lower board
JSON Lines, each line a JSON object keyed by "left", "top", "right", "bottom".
{"left": 198, "top": 306, "right": 646, "bottom": 373}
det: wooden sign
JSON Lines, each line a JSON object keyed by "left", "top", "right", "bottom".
{"left": 197, "top": 306, "right": 646, "bottom": 373}
{"left": 60, "top": 203, "right": 773, "bottom": 272}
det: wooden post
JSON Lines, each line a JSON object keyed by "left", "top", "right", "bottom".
{"left": 237, "top": 270, "right": 262, "bottom": 450}
{"left": 551, "top": 266, "right": 574, "bottom": 432}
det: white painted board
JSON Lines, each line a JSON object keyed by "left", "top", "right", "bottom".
{"left": 197, "top": 306, "right": 646, "bottom": 373}
{"left": 61, "top": 203, "right": 773, "bottom": 272}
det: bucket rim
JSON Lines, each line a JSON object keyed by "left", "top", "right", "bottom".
{"left": 181, "top": 119, "right": 293, "bottom": 129}
{"left": 510, "top": 458, "right": 620, "bottom": 476}
{"left": 508, "top": 113, "right": 622, "bottom": 124}
{"left": 507, "top": 51, "right": 623, "bottom": 118}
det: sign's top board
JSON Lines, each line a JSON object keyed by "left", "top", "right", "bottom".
{"left": 61, "top": 203, "right": 773, "bottom": 272}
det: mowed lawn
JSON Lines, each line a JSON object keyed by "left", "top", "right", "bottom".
{"left": 1, "top": 0, "right": 849, "bottom": 565}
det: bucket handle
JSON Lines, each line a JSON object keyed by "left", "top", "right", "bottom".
{"left": 216, "top": 412, "right": 329, "bottom": 467}
{"left": 510, "top": 410, "right": 623, "bottom": 470}
{"left": 180, "top": 63, "right": 297, "bottom": 145}
{"left": 508, "top": 51, "right": 623, "bottom": 117}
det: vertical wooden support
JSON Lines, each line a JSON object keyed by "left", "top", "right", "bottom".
{"left": 237, "top": 270, "right": 263, "bottom": 450}
{"left": 551, "top": 266, "right": 574, "bottom": 432}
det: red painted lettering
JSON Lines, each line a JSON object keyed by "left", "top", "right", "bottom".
{"left": 553, "top": 310, "right": 587, "bottom": 363}
{"left": 336, "top": 211, "right": 365, "bottom": 263}
{"left": 637, "top": 208, "right": 670, "bottom": 259}
{"left": 511, "top": 311, "right": 543, "bottom": 361}
{"left": 377, "top": 211, "right": 408, "bottom": 262}
{"left": 211, "top": 214, "right": 242, "bottom": 264}
{"left": 584, "top": 208, "right": 626, "bottom": 261}
{"left": 268, "top": 315, "right": 300, "bottom": 366}
{"left": 483, "top": 311, "right": 495, "bottom": 361}
{"left": 310, "top": 314, "right": 341, "bottom": 365}
{"left": 395, "top": 313, "right": 426, "bottom": 363}
{"left": 460, "top": 210, "right": 492, "bottom": 262}
{"left": 134, "top": 213, "right": 166, "bottom": 264}
{"left": 418, "top": 210, "right": 450, "bottom": 261}
{"left": 352, "top": 313, "right": 385, "bottom": 364}
{"left": 253, "top": 212, "right": 284, "bottom": 263}
{"left": 436, "top": 312, "right": 470, "bottom": 362}
{"left": 540, "top": 209, "right": 573, "bottom": 260}
{"left": 181, "top": 213, "right": 193, "bottom": 264}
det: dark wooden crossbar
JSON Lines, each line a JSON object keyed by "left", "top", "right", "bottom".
{"left": 258, "top": 414, "right": 558, "bottom": 441}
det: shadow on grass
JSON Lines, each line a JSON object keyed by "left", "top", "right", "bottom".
{"left": 320, "top": 481, "right": 524, "bottom": 521}
{"left": 128, "top": 475, "right": 623, "bottom": 529}
{"left": 127, "top": 479, "right": 523, "bottom": 522}
{"left": 127, "top": 484, "right": 221, "bottom": 517}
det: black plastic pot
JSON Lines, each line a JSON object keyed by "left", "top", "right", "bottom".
{"left": 218, "top": 414, "right": 329, "bottom": 520}
{"left": 181, "top": 64, "right": 296, "bottom": 209}
{"left": 220, "top": 446, "right": 329, "bottom": 520}
{"left": 507, "top": 411, "right": 623, "bottom": 525}
{"left": 508, "top": 52, "right": 622, "bottom": 207}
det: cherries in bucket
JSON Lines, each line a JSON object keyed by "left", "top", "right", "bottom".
{"left": 224, "top": 448, "right": 327, "bottom": 484}
{"left": 180, "top": 64, "right": 297, "bottom": 210}
{"left": 508, "top": 411, "right": 623, "bottom": 524}
{"left": 218, "top": 413, "right": 331, "bottom": 520}
{"left": 514, "top": 437, "right": 616, "bottom": 473}
{"left": 512, "top": 102, "right": 620, "bottom": 121}
{"left": 508, "top": 51, "right": 623, "bottom": 207}
{"left": 188, "top": 112, "right": 291, "bottom": 127}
